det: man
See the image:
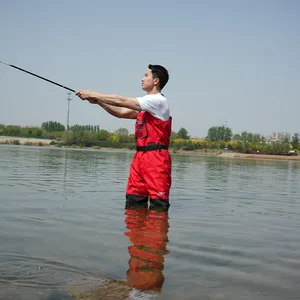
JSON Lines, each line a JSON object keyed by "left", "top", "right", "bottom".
{"left": 76, "top": 64, "right": 172, "bottom": 212}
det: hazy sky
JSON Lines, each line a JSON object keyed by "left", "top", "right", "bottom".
{"left": 0, "top": 0, "right": 299, "bottom": 138}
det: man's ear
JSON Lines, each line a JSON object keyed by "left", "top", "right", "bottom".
{"left": 153, "top": 78, "right": 160, "bottom": 86}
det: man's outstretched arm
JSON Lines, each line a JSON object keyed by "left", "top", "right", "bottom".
{"left": 76, "top": 90, "right": 141, "bottom": 111}
{"left": 97, "top": 102, "right": 138, "bottom": 119}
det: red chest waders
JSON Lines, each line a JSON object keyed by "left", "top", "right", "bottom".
{"left": 125, "top": 112, "right": 172, "bottom": 212}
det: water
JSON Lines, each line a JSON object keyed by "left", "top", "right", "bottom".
{"left": 0, "top": 145, "right": 300, "bottom": 300}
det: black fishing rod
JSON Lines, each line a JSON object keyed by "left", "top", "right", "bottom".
{"left": 0, "top": 60, "right": 75, "bottom": 93}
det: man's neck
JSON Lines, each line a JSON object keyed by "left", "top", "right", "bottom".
{"left": 147, "top": 87, "right": 161, "bottom": 95}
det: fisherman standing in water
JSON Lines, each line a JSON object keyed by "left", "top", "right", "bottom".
{"left": 76, "top": 64, "right": 172, "bottom": 212}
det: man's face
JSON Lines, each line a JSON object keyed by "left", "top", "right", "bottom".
{"left": 141, "top": 69, "right": 159, "bottom": 92}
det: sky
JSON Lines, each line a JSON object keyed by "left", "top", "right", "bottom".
{"left": 0, "top": 0, "right": 299, "bottom": 138}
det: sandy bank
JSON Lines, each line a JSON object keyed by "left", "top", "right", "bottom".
{"left": 0, "top": 136, "right": 54, "bottom": 145}
{"left": 219, "top": 152, "right": 300, "bottom": 161}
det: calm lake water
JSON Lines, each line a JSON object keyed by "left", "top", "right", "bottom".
{"left": 0, "top": 145, "right": 300, "bottom": 300}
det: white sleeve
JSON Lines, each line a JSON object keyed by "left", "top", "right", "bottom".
{"left": 136, "top": 94, "right": 161, "bottom": 114}
{"left": 136, "top": 94, "right": 169, "bottom": 121}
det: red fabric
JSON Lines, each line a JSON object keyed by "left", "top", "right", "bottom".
{"left": 135, "top": 111, "right": 172, "bottom": 147}
{"left": 126, "top": 111, "right": 172, "bottom": 199}
{"left": 124, "top": 209, "right": 169, "bottom": 292}
{"left": 126, "top": 151, "right": 171, "bottom": 199}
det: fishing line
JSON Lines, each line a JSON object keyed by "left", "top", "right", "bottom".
{"left": 0, "top": 60, "right": 75, "bottom": 93}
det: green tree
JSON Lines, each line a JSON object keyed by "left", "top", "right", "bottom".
{"left": 224, "top": 127, "right": 233, "bottom": 142}
{"left": 218, "top": 126, "right": 226, "bottom": 140}
{"left": 253, "top": 134, "right": 261, "bottom": 143}
{"left": 177, "top": 127, "right": 190, "bottom": 139}
{"left": 115, "top": 128, "right": 129, "bottom": 136}
{"left": 63, "top": 131, "right": 75, "bottom": 145}
{"left": 232, "top": 134, "right": 241, "bottom": 141}
{"left": 41, "top": 121, "right": 65, "bottom": 132}
{"left": 207, "top": 126, "right": 232, "bottom": 141}
{"left": 6, "top": 125, "right": 21, "bottom": 136}
{"left": 115, "top": 128, "right": 129, "bottom": 143}
{"left": 241, "top": 131, "right": 248, "bottom": 142}
{"left": 271, "top": 142, "right": 290, "bottom": 155}
{"left": 239, "top": 131, "right": 264, "bottom": 143}
{"left": 207, "top": 126, "right": 218, "bottom": 141}
{"left": 281, "top": 136, "right": 290, "bottom": 144}
{"left": 291, "top": 133, "right": 299, "bottom": 149}
{"left": 95, "top": 129, "right": 110, "bottom": 141}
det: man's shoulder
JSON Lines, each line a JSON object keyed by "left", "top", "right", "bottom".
{"left": 136, "top": 93, "right": 169, "bottom": 120}
{"left": 150, "top": 93, "right": 167, "bottom": 101}
{"left": 138, "top": 93, "right": 167, "bottom": 101}
{"left": 136, "top": 93, "right": 168, "bottom": 108}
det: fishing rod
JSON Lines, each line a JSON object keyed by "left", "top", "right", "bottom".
{"left": 0, "top": 60, "right": 75, "bottom": 93}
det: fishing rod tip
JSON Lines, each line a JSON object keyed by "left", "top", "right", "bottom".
{"left": 0, "top": 60, "right": 8, "bottom": 65}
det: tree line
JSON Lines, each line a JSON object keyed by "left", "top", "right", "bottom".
{"left": 0, "top": 122, "right": 299, "bottom": 155}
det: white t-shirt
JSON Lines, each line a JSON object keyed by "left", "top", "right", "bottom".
{"left": 136, "top": 93, "right": 170, "bottom": 121}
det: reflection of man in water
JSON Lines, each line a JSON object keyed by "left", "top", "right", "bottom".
{"left": 124, "top": 208, "right": 169, "bottom": 294}
{"left": 68, "top": 209, "right": 169, "bottom": 300}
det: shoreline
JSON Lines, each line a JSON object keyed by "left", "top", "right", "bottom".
{"left": 0, "top": 136, "right": 54, "bottom": 145}
{"left": 218, "top": 151, "right": 300, "bottom": 161}
{"left": 174, "top": 150, "right": 300, "bottom": 161}
{"left": 1, "top": 136, "right": 300, "bottom": 161}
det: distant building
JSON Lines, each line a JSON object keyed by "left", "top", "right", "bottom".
{"left": 271, "top": 132, "right": 291, "bottom": 142}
